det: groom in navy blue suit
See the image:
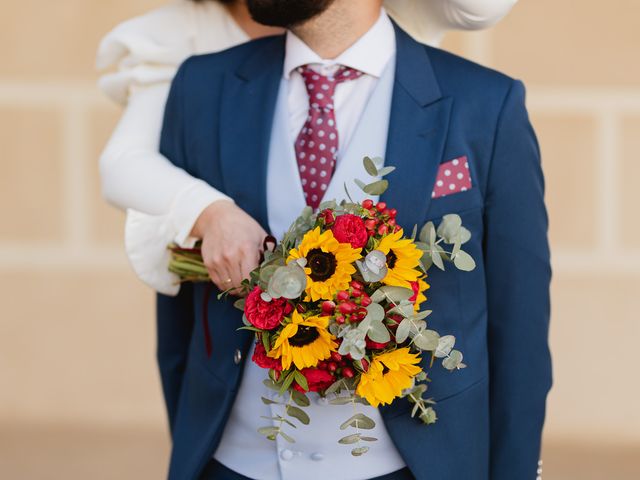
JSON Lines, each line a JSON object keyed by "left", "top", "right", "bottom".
{"left": 156, "top": 0, "right": 552, "bottom": 478}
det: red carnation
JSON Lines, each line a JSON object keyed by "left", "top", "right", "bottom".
{"left": 332, "top": 214, "right": 368, "bottom": 248}
{"left": 293, "top": 367, "right": 335, "bottom": 393}
{"left": 244, "top": 287, "right": 292, "bottom": 330}
{"left": 252, "top": 342, "right": 282, "bottom": 371}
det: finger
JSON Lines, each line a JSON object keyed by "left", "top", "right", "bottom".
{"left": 225, "top": 254, "right": 244, "bottom": 292}
{"left": 240, "top": 244, "right": 260, "bottom": 285}
{"left": 203, "top": 250, "right": 230, "bottom": 292}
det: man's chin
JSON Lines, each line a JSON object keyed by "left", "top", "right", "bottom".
{"left": 246, "top": 0, "right": 336, "bottom": 28}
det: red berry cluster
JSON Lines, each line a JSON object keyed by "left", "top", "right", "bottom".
{"left": 317, "top": 351, "right": 355, "bottom": 379}
{"left": 320, "top": 280, "right": 372, "bottom": 326}
{"left": 361, "top": 199, "right": 400, "bottom": 237}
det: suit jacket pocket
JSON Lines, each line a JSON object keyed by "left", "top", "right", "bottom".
{"left": 425, "top": 187, "right": 483, "bottom": 220}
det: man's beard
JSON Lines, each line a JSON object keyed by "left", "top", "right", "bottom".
{"left": 246, "top": 0, "right": 336, "bottom": 28}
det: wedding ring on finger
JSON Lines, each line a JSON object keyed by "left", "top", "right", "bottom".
{"left": 224, "top": 278, "right": 232, "bottom": 284}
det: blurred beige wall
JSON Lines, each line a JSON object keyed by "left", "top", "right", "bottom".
{"left": 0, "top": 0, "right": 639, "bottom": 470}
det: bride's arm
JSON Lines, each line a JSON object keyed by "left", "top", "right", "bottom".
{"left": 433, "top": 0, "right": 518, "bottom": 30}
{"left": 385, "top": 0, "right": 517, "bottom": 46}
{"left": 99, "top": 82, "right": 231, "bottom": 243}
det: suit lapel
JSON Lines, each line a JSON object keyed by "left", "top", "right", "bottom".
{"left": 381, "top": 25, "right": 453, "bottom": 232}
{"left": 219, "top": 36, "right": 285, "bottom": 232}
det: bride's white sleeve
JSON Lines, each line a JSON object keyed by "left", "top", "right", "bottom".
{"left": 384, "top": 0, "right": 517, "bottom": 45}
{"left": 96, "top": 4, "right": 230, "bottom": 295}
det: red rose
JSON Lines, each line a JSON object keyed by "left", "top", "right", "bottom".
{"left": 252, "top": 342, "right": 282, "bottom": 371}
{"left": 293, "top": 367, "right": 335, "bottom": 393}
{"left": 332, "top": 214, "right": 368, "bottom": 248}
{"left": 244, "top": 287, "right": 292, "bottom": 330}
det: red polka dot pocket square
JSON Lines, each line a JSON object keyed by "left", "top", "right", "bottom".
{"left": 431, "top": 156, "right": 472, "bottom": 199}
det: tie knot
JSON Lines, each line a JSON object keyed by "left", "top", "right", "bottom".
{"left": 298, "top": 65, "right": 363, "bottom": 110}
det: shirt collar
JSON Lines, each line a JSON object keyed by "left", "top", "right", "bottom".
{"left": 283, "top": 9, "right": 396, "bottom": 79}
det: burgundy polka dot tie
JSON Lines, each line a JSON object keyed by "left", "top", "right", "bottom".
{"left": 295, "top": 65, "right": 364, "bottom": 209}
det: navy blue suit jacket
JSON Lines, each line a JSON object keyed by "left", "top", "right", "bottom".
{"left": 157, "top": 24, "right": 552, "bottom": 480}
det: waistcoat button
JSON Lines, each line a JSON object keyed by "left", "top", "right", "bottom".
{"left": 280, "top": 449, "right": 294, "bottom": 461}
{"left": 310, "top": 452, "right": 324, "bottom": 461}
{"left": 233, "top": 349, "right": 242, "bottom": 365}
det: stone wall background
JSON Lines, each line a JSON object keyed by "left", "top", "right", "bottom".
{"left": 1, "top": 0, "right": 639, "bottom": 476}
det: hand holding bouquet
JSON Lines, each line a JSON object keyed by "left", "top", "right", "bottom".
{"left": 169, "top": 157, "right": 476, "bottom": 456}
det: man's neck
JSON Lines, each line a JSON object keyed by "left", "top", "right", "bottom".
{"left": 290, "top": 0, "right": 383, "bottom": 60}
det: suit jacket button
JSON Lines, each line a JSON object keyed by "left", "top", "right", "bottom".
{"left": 310, "top": 452, "right": 324, "bottom": 461}
{"left": 234, "top": 349, "right": 242, "bottom": 365}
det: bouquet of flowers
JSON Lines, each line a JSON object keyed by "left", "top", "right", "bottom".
{"left": 169, "top": 157, "right": 476, "bottom": 456}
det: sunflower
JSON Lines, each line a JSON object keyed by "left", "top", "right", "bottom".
{"left": 288, "top": 227, "right": 362, "bottom": 302}
{"left": 376, "top": 229, "right": 423, "bottom": 288}
{"left": 356, "top": 348, "right": 422, "bottom": 407}
{"left": 268, "top": 310, "right": 338, "bottom": 370}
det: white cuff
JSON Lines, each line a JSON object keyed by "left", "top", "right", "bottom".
{"left": 124, "top": 209, "right": 181, "bottom": 296}
{"left": 170, "top": 179, "right": 234, "bottom": 247}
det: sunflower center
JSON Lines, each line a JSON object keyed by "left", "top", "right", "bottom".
{"left": 289, "top": 325, "right": 320, "bottom": 347}
{"left": 387, "top": 250, "right": 398, "bottom": 269}
{"left": 307, "top": 248, "right": 337, "bottom": 281}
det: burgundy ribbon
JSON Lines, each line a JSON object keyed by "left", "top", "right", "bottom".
{"left": 202, "top": 235, "right": 277, "bottom": 358}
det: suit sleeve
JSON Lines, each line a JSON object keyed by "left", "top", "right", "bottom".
{"left": 483, "top": 80, "right": 552, "bottom": 479}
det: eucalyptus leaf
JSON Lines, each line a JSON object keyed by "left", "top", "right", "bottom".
{"left": 377, "top": 166, "right": 396, "bottom": 177}
{"left": 279, "top": 431, "right": 296, "bottom": 444}
{"left": 434, "top": 335, "right": 456, "bottom": 358}
{"left": 261, "top": 396, "right": 278, "bottom": 405}
{"left": 453, "top": 250, "right": 476, "bottom": 271}
{"left": 421, "top": 251, "right": 434, "bottom": 271}
{"left": 263, "top": 379, "right": 279, "bottom": 391}
{"left": 367, "top": 321, "right": 391, "bottom": 343}
{"left": 363, "top": 156, "right": 378, "bottom": 176}
{"left": 329, "top": 396, "right": 355, "bottom": 406}
{"left": 431, "top": 248, "right": 445, "bottom": 271}
{"left": 291, "top": 390, "right": 311, "bottom": 407}
{"left": 258, "top": 426, "right": 279, "bottom": 437}
{"left": 442, "top": 350, "right": 465, "bottom": 371}
{"left": 411, "top": 224, "right": 418, "bottom": 241}
{"left": 233, "top": 298, "right": 246, "bottom": 311}
{"left": 261, "top": 416, "right": 297, "bottom": 429}
{"left": 459, "top": 226, "right": 472, "bottom": 244}
{"left": 286, "top": 405, "right": 310, "bottom": 425}
{"left": 437, "top": 214, "right": 462, "bottom": 243}
{"left": 413, "top": 329, "right": 440, "bottom": 351}
{"left": 354, "top": 178, "right": 367, "bottom": 190}
{"left": 363, "top": 180, "right": 389, "bottom": 196}
{"left": 366, "top": 303, "right": 385, "bottom": 322}
{"left": 279, "top": 371, "right": 296, "bottom": 395}
{"left": 360, "top": 437, "right": 378, "bottom": 442}
{"left": 293, "top": 370, "right": 309, "bottom": 392}
{"left": 395, "top": 319, "right": 411, "bottom": 344}
{"left": 351, "top": 447, "right": 370, "bottom": 456}
{"left": 419, "top": 221, "right": 436, "bottom": 244}
{"left": 339, "top": 433, "right": 362, "bottom": 444}
{"left": 370, "top": 285, "right": 414, "bottom": 304}
{"left": 387, "top": 300, "right": 416, "bottom": 319}
{"left": 411, "top": 309, "right": 432, "bottom": 321}
{"left": 340, "top": 413, "right": 376, "bottom": 430}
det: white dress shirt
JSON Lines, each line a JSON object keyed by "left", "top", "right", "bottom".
{"left": 96, "top": 0, "right": 518, "bottom": 295}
